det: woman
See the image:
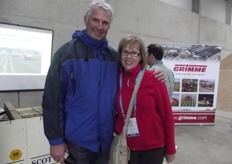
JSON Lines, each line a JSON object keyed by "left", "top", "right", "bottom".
{"left": 114, "top": 35, "right": 176, "bottom": 164}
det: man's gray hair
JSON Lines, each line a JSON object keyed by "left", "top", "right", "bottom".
{"left": 85, "top": 0, "right": 114, "bottom": 23}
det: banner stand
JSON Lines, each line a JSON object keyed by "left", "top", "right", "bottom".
{"left": 162, "top": 44, "right": 221, "bottom": 125}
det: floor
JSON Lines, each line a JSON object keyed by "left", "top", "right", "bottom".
{"left": 169, "top": 110, "right": 232, "bottom": 164}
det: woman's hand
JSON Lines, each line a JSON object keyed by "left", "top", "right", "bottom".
{"left": 165, "top": 154, "right": 175, "bottom": 163}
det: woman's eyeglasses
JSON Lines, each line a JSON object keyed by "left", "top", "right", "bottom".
{"left": 121, "top": 51, "right": 140, "bottom": 57}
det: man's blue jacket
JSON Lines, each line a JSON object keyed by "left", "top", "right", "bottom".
{"left": 42, "top": 37, "right": 118, "bottom": 152}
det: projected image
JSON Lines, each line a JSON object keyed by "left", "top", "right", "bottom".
{"left": 0, "top": 48, "right": 42, "bottom": 73}
{"left": 0, "top": 23, "right": 53, "bottom": 91}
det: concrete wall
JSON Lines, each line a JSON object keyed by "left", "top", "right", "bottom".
{"left": 160, "top": 0, "right": 230, "bottom": 25}
{"left": 200, "top": 0, "right": 226, "bottom": 24}
{"left": 0, "top": 0, "right": 231, "bottom": 112}
{"left": 217, "top": 54, "right": 232, "bottom": 112}
{"left": 160, "top": 0, "right": 192, "bottom": 11}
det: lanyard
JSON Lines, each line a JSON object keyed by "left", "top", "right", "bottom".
{"left": 119, "top": 70, "right": 142, "bottom": 119}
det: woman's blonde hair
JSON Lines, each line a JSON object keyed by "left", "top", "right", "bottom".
{"left": 118, "top": 35, "right": 147, "bottom": 69}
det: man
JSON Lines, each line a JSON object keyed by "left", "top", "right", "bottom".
{"left": 42, "top": 1, "right": 164, "bottom": 164}
{"left": 147, "top": 44, "right": 175, "bottom": 102}
{"left": 42, "top": 1, "right": 117, "bottom": 163}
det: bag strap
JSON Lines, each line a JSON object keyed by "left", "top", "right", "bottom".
{"left": 121, "top": 69, "right": 145, "bottom": 141}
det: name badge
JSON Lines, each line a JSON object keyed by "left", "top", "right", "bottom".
{"left": 127, "top": 118, "right": 140, "bottom": 137}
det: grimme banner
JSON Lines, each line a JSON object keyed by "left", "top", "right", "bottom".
{"left": 162, "top": 44, "right": 221, "bottom": 125}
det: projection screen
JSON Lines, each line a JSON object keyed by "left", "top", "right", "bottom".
{"left": 0, "top": 22, "right": 53, "bottom": 91}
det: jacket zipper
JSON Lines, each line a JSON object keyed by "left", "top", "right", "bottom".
{"left": 70, "top": 65, "right": 76, "bottom": 96}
